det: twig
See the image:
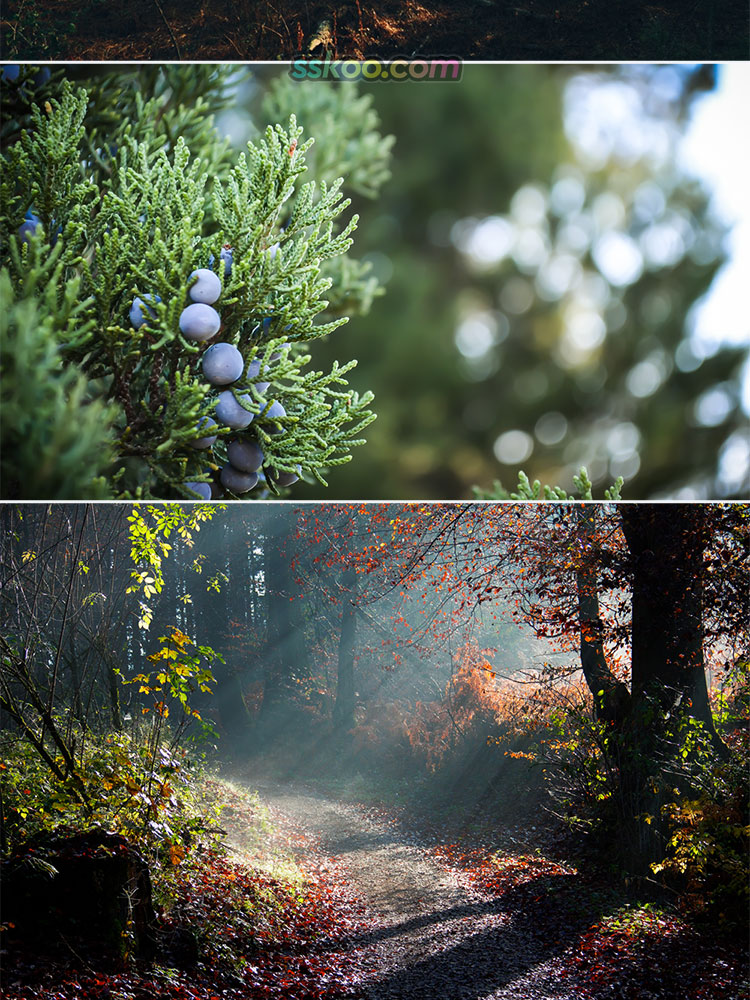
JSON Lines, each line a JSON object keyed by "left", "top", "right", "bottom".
{"left": 265, "top": 1, "right": 293, "bottom": 47}
{"left": 152, "top": 0, "right": 183, "bottom": 59}
{"left": 225, "top": 33, "right": 245, "bottom": 58}
{"left": 638, "top": 874, "right": 680, "bottom": 896}
{"left": 410, "top": 35, "right": 431, "bottom": 57}
{"left": 260, "top": 22, "right": 285, "bottom": 43}
{"left": 58, "top": 933, "right": 98, "bottom": 974}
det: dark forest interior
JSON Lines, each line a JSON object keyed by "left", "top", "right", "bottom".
{"left": 1, "top": 502, "right": 748, "bottom": 999}
{"left": 3, "top": 0, "right": 749, "bottom": 60}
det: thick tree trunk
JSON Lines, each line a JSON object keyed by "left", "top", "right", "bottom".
{"left": 575, "top": 506, "right": 630, "bottom": 727}
{"left": 573, "top": 505, "right": 727, "bottom": 875}
{"left": 613, "top": 505, "right": 728, "bottom": 874}
{"left": 620, "top": 504, "right": 725, "bottom": 755}
{"left": 333, "top": 568, "right": 357, "bottom": 731}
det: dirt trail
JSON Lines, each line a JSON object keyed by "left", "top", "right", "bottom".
{"left": 243, "top": 781, "right": 576, "bottom": 1000}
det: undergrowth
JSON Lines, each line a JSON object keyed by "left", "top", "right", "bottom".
{"left": 2, "top": 749, "right": 370, "bottom": 1000}
{"left": 0, "top": 727, "right": 220, "bottom": 864}
{"left": 0, "top": 732, "right": 306, "bottom": 920}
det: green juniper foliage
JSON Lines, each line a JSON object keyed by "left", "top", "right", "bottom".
{"left": 0, "top": 270, "right": 116, "bottom": 499}
{"left": 474, "top": 467, "right": 625, "bottom": 501}
{"left": 1, "top": 66, "right": 391, "bottom": 500}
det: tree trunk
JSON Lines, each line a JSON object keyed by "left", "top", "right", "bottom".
{"left": 613, "top": 504, "right": 728, "bottom": 874}
{"left": 103, "top": 644, "right": 123, "bottom": 732}
{"left": 204, "top": 519, "right": 253, "bottom": 742}
{"left": 260, "top": 512, "right": 309, "bottom": 722}
{"left": 572, "top": 505, "right": 728, "bottom": 874}
{"left": 620, "top": 504, "right": 725, "bottom": 754}
{"left": 575, "top": 506, "right": 630, "bottom": 726}
{"left": 215, "top": 667, "right": 252, "bottom": 740}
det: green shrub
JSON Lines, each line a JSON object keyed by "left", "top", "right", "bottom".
{"left": 0, "top": 727, "right": 221, "bottom": 865}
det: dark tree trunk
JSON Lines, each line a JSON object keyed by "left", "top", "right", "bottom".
{"left": 575, "top": 506, "right": 630, "bottom": 727}
{"left": 204, "top": 519, "right": 253, "bottom": 742}
{"left": 620, "top": 503, "right": 725, "bottom": 754}
{"left": 102, "top": 642, "right": 123, "bottom": 732}
{"left": 572, "top": 505, "right": 727, "bottom": 875}
{"left": 215, "top": 667, "right": 252, "bottom": 739}
{"left": 260, "top": 512, "right": 309, "bottom": 721}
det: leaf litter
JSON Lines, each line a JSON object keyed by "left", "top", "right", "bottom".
{"left": 2, "top": 777, "right": 746, "bottom": 999}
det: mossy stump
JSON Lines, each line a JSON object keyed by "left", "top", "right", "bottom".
{"left": 3, "top": 830, "right": 156, "bottom": 962}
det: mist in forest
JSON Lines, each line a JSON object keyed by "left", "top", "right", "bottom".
{"left": 0, "top": 502, "right": 575, "bottom": 814}
{"left": 2, "top": 500, "right": 745, "bottom": 819}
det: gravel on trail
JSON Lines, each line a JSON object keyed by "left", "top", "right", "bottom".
{"left": 239, "top": 781, "right": 579, "bottom": 1000}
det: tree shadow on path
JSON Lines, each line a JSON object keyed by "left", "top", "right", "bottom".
{"left": 342, "top": 873, "right": 604, "bottom": 1000}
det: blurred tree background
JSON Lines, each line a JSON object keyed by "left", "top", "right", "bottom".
{"left": 239, "top": 63, "right": 747, "bottom": 501}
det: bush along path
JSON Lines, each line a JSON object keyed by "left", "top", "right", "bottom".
{"left": 1, "top": 778, "right": 372, "bottom": 1000}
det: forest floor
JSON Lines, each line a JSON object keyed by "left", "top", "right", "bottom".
{"left": 229, "top": 773, "right": 748, "bottom": 1000}
{"left": 242, "top": 778, "right": 578, "bottom": 999}
{"left": 3, "top": 771, "right": 747, "bottom": 999}
{"left": 3, "top": 0, "right": 749, "bottom": 61}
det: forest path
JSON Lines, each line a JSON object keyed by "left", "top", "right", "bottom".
{"left": 235, "top": 780, "right": 576, "bottom": 1000}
